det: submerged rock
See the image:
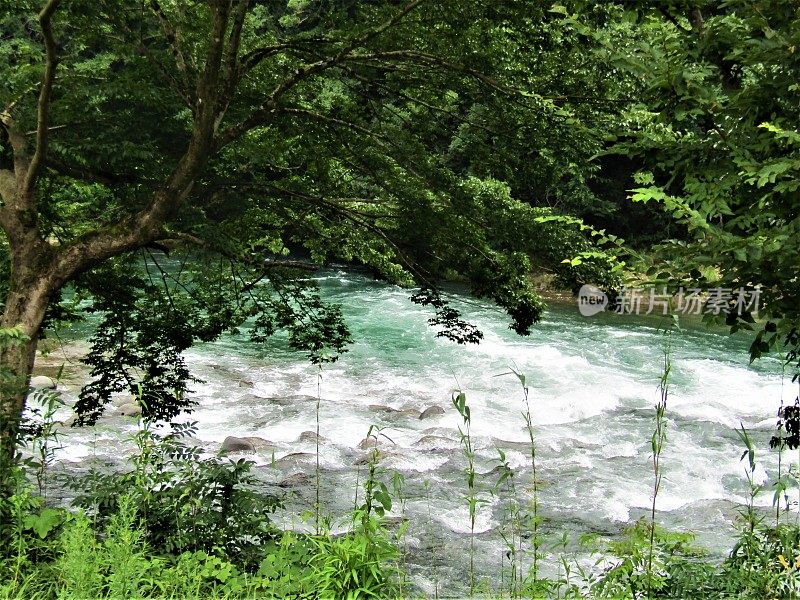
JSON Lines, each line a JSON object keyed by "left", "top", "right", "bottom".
{"left": 30, "top": 375, "right": 56, "bottom": 390}
{"left": 369, "top": 404, "right": 399, "bottom": 413}
{"left": 358, "top": 436, "right": 380, "bottom": 449}
{"left": 220, "top": 436, "right": 256, "bottom": 453}
{"left": 280, "top": 452, "right": 314, "bottom": 460}
{"left": 419, "top": 406, "right": 445, "bottom": 420}
{"left": 479, "top": 465, "right": 507, "bottom": 477}
{"left": 240, "top": 436, "right": 275, "bottom": 450}
{"left": 491, "top": 437, "right": 536, "bottom": 452}
{"left": 369, "top": 404, "right": 420, "bottom": 419}
{"left": 116, "top": 403, "right": 142, "bottom": 417}
{"left": 399, "top": 408, "right": 421, "bottom": 418}
{"left": 241, "top": 393, "right": 271, "bottom": 404}
{"left": 278, "top": 472, "right": 311, "bottom": 488}
{"left": 298, "top": 431, "right": 324, "bottom": 443}
{"left": 274, "top": 452, "right": 315, "bottom": 468}
{"left": 422, "top": 426, "right": 451, "bottom": 436}
{"left": 413, "top": 435, "right": 457, "bottom": 451}
{"left": 354, "top": 450, "right": 387, "bottom": 466}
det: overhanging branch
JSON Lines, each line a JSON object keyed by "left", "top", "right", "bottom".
{"left": 149, "top": 0, "right": 194, "bottom": 101}
{"left": 215, "top": 0, "right": 427, "bottom": 149}
{"left": 344, "top": 50, "right": 521, "bottom": 97}
{"left": 159, "top": 230, "right": 319, "bottom": 272}
{"left": 23, "top": 0, "right": 62, "bottom": 196}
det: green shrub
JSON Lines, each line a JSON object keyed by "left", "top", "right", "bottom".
{"left": 55, "top": 511, "right": 102, "bottom": 599}
{"left": 590, "top": 519, "right": 711, "bottom": 598}
{"left": 252, "top": 533, "right": 314, "bottom": 598}
{"left": 68, "top": 421, "right": 281, "bottom": 569}
{"left": 720, "top": 522, "right": 800, "bottom": 598}
{"left": 304, "top": 513, "right": 399, "bottom": 599}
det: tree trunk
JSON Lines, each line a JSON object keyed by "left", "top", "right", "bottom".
{"left": 0, "top": 333, "right": 38, "bottom": 481}
{"left": 0, "top": 258, "right": 52, "bottom": 500}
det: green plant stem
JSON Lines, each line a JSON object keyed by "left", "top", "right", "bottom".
{"left": 316, "top": 367, "right": 322, "bottom": 536}
{"left": 453, "top": 390, "right": 477, "bottom": 596}
{"left": 648, "top": 323, "right": 672, "bottom": 600}
{"left": 522, "top": 391, "right": 539, "bottom": 586}
{"left": 424, "top": 479, "right": 439, "bottom": 600}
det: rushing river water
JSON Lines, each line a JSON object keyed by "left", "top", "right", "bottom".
{"left": 41, "top": 271, "right": 792, "bottom": 595}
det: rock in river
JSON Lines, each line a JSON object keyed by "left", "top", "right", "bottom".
{"left": 241, "top": 436, "right": 275, "bottom": 450}
{"left": 116, "top": 403, "right": 142, "bottom": 417}
{"left": 278, "top": 472, "right": 311, "bottom": 488}
{"left": 358, "top": 436, "right": 380, "bottom": 449}
{"left": 220, "top": 436, "right": 256, "bottom": 453}
{"left": 298, "top": 430, "right": 324, "bottom": 443}
{"left": 419, "top": 405, "right": 445, "bottom": 420}
{"left": 30, "top": 375, "right": 56, "bottom": 390}
{"left": 111, "top": 394, "right": 137, "bottom": 407}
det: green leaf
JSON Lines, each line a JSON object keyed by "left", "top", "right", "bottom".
{"left": 24, "top": 508, "right": 63, "bottom": 539}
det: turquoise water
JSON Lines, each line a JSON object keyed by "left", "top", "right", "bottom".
{"left": 47, "top": 271, "right": 793, "bottom": 594}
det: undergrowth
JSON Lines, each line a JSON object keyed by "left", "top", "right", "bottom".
{"left": 0, "top": 415, "right": 402, "bottom": 599}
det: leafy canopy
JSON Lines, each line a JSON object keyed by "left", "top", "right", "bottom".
{"left": 0, "top": 0, "right": 623, "bottom": 422}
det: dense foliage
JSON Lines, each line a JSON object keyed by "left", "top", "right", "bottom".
{"left": 598, "top": 0, "right": 800, "bottom": 367}
{"left": 0, "top": 0, "right": 631, "bottom": 429}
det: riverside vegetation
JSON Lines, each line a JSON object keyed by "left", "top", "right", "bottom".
{"left": 4, "top": 324, "right": 800, "bottom": 599}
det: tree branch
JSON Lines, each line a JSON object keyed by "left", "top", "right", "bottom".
{"left": 159, "top": 230, "right": 319, "bottom": 271}
{"left": 45, "top": 157, "right": 138, "bottom": 185}
{"left": 691, "top": 8, "right": 705, "bottom": 32}
{"left": 344, "top": 50, "right": 520, "bottom": 96}
{"left": 49, "top": 2, "right": 233, "bottom": 287}
{"left": 279, "top": 106, "right": 391, "bottom": 143}
{"left": 237, "top": 39, "right": 329, "bottom": 76}
{"left": 337, "top": 62, "right": 513, "bottom": 138}
{"left": 196, "top": 0, "right": 230, "bottom": 128}
{"left": 657, "top": 6, "right": 692, "bottom": 33}
{"left": 137, "top": 37, "right": 194, "bottom": 107}
{"left": 223, "top": 0, "right": 250, "bottom": 97}
{"left": 215, "top": 0, "right": 427, "bottom": 149}
{"left": 23, "top": 0, "right": 62, "bottom": 196}
{"left": 149, "top": 0, "right": 193, "bottom": 101}
{"left": 96, "top": 0, "right": 193, "bottom": 107}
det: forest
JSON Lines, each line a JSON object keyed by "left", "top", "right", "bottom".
{"left": 1, "top": 0, "right": 800, "bottom": 597}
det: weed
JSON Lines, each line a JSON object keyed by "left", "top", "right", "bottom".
{"left": 647, "top": 319, "right": 674, "bottom": 599}
{"left": 453, "top": 388, "right": 480, "bottom": 595}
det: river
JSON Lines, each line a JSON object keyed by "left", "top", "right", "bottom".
{"left": 38, "top": 271, "right": 791, "bottom": 595}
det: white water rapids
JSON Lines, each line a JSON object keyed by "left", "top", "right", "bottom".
{"left": 35, "top": 271, "right": 793, "bottom": 595}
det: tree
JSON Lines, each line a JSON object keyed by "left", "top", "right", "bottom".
{"left": 601, "top": 0, "right": 800, "bottom": 369}
{"left": 0, "top": 0, "right": 623, "bottom": 492}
